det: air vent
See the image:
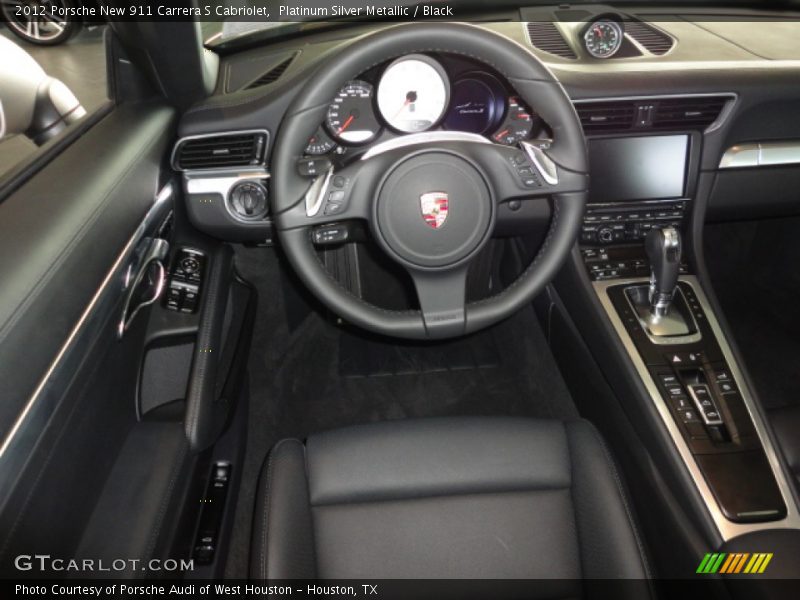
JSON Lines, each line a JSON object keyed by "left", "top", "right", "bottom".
{"left": 652, "top": 97, "right": 728, "bottom": 131}
{"left": 575, "top": 96, "right": 731, "bottom": 134}
{"left": 575, "top": 101, "right": 636, "bottom": 134}
{"left": 526, "top": 22, "right": 577, "bottom": 59}
{"left": 625, "top": 21, "right": 675, "bottom": 55}
{"left": 174, "top": 131, "right": 267, "bottom": 171}
{"left": 245, "top": 54, "right": 296, "bottom": 90}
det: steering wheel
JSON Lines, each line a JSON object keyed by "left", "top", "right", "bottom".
{"left": 272, "top": 23, "right": 588, "bottom": 340}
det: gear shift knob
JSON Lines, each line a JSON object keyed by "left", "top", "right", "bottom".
{"left": 645, "top": 226, "right": 681, "bottom": 317}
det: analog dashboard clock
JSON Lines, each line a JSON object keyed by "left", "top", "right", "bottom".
{"left": 583, "top": 20, "right": 624, "bottom": 59}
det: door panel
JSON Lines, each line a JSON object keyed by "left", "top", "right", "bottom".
{"left": 0, "top": 102, "right": 177, "bottom": 571}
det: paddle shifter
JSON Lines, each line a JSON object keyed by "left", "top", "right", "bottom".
{"left": 645, "top": 226, "right": 681, "bottom": 318}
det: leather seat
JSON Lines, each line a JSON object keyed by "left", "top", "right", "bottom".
{"left": 769, "top": 405, "right": 800, "bottom": 491}
{"left": 251, "top": 417, "right": 651, "bottom": 588}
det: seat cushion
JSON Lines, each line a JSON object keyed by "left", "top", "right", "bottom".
{"left": 251, "top": 417, "right": 650, "bottom": 587}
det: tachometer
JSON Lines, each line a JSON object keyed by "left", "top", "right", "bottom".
{"left": 377, "top": 55, "right": 450, "bottom": 133}
{"left": 492, "top": 97, "right": 537, "bottom": 145}
{"left": 326, "top": 80, "right": 380, "bottom": 145}
{"left": 583, "top": 20, "right": 624, "bottom": 59}
{"left": 305, "top": 126, "right": 337, "bottom": 155}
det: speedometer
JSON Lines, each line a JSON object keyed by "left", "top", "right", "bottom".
{"left": 584, "top": 20, "right": 624, "bottom": 59}
{"left": 326, "top": 80, "right": 381, "bottom": 145}
{"left": 376, "top": 55, "right": 450, "bottom": 133}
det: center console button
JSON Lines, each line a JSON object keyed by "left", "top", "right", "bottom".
{"left": 664, "top": 384, "right": 685, "bottom": 397}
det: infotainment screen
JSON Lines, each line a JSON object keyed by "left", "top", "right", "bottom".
{"left": 588, "top": 135, "right": 689, "bottom": 203}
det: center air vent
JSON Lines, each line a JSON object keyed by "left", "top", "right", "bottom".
{"left": 651, "top": 97, "right": 729, "bottom": 130}
{"left": 575, "top": 96, "right": 731, "bottom": 135}
{"left": 625, "top": 21, "right": 675, "bottom": 56}
{"left": 576, "top": 101, "right": 637, "bottom": 134}
{"left": 526, "top": 22, "right": 577, "bottom": 59}
{"left": 174, "top": 131, "right": 268, "bottom": 171}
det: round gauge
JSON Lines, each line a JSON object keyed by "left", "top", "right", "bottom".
{"left": 305, "top": 126, "right": 337, "bottom": 155}
{"left": 376, "top": 55, "right": 450, "bottom": 133}
{"left": 442, "top": 76, "right": 502, "bottom": 134}
{"left": 326, "top": 80, "right": 381, "bottom": 145}
{"left": 492, "top": 97, "right": 537, "bottom": 145}
{"left": 584, "top": 20, "right": 624, "bottom": 59}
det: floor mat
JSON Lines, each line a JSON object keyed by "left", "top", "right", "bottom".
{"left": 224, "top": 246, "right": 578, "bottom": 578}
{"left": 338, "top": 327, "right": 501, "bottom": 377}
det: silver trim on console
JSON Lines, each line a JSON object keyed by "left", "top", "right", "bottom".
{"left": 171, "top": 129, "right": 270, "bottom": 173}
{"left": 360, "top": 131, "right": 491, "bottom": 160}
{"left": 625, "top": 286, "right": 702, "bottom": 345}
{"left": 719, "top": 141, "right": 800, "bottom": 169}
{"left": 594, "top": 275, "right": 800, "bottom": 541}
{"left": 184, "top": 168, "right": 271, "bottom": 225}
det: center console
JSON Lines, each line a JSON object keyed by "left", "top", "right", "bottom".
{"left": 577, "top": 130, "right": 800, "bottom": 541}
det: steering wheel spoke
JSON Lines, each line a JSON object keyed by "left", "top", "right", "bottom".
{"left": 465, "top": 140, "right": 589, "bottom": 201}
{"left": 408, "top": 267, "right": 469, "bottom": 339}
{"left": 275, "top": 159, "right": 380, "bottom": 230}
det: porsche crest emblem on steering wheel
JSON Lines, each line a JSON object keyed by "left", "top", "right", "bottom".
{"left": 420, "top": 191, "right": 449, "bottom": 229}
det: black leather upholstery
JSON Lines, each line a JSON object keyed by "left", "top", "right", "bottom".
{"left": 251, "top": 417, "right": 651, "bottom": 589}
{"left": 769, "top": 405, "right": 800, "bottom": 491}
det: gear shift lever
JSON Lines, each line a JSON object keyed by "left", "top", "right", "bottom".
{"left": 645, "top": 226, "right": 681, "bottom": 317}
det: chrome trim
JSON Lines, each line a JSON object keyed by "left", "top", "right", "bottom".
{"left": 305, "top": 167, "right": 333, "bottom": 217}
{"left": 520, "top": 140, "right": 558, "bottom": 185}
{"left": 184, "top": 169, "right": 270, "bottom": 225}
{"left": 0, "top": 184, "right": 175, "bottom": 473}
{"left": 573, "top": 92, "right": 737, "bottom": 134}
{"left": 625, "top": 286, "right": 702, "bottom": 345}
{"left": 688, "top": 384, "right": 723, "bottom": 427}
{"left": 360, "top": 131, "right": 491, "bottom": 160}
{"left": 719, "top": 141, "right": 800, "bottom": 169}
{"left": 170, "top": 129, "right": 270, "bottom": 173}
{"left": 117, "top": 238, "right": 169, "bottom": 339}
{"left": 719, "top": 143, "right": 759, "bottom": 169}
{"left": 594, "top": 275, "right": 800, "bottom": 540}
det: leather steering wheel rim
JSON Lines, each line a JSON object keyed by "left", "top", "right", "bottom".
{"left": 272, "top": 22, "right": 588, "bottom": 340}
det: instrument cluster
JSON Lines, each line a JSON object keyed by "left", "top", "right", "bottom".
{"left": 303, "top": 54, "right": 545, "bottom": 156}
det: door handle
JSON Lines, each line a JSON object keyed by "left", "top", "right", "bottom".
{"left": 117, "top": 237, "right": 169, "bottom": 339}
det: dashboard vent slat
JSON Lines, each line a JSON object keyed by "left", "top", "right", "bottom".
{"left": 625, "top": 21, "right": 675, "bottom": 55}
{"left": 575, "top": 101, "right": 636, "bottom": 133}
{"left": 245, "top": 54, "right": 297, "bottom": 90}
{"left": 175, "top": 132, "right": 267, "bottom": 171}
{"left": 526, "top": 22, "right": 577, "bottom": 59}
{"left": 652, "top": 97, "right": 728, "bottom": 130}
{"left": 575, "top": 96, "right": 730, "bottom": 135}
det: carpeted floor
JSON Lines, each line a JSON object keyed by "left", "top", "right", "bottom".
{"left": 223, "top": 245, "right": 579, "bottom": 578}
